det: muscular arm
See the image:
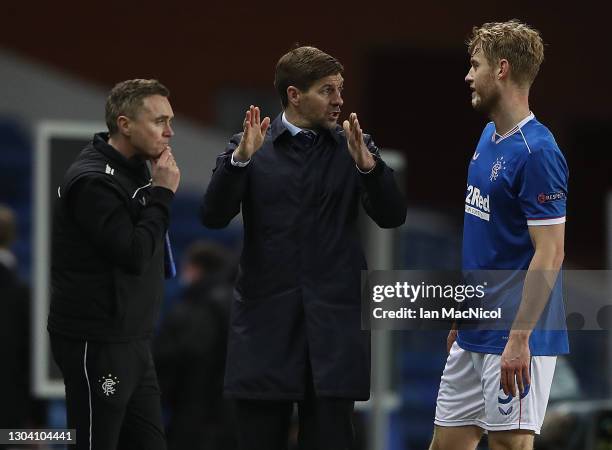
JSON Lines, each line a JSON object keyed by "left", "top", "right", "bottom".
{"left": 512, "top": 223, "right": 565, "bottom": 333}
{"left": 501, "top": 223, "right": 565, "bottom": 395}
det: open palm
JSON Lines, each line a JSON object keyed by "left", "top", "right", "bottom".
{"left": 235, "top": 105, "right": 270, "bottom": 161}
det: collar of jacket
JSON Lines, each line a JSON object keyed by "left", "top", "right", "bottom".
{"left": 268, "top": 113, "right": 343, "bottom": 145}
{"left": 92, "top": 132, "right": 149, "bottom": 173}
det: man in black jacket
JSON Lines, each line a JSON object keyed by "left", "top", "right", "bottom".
{"left": 201, "top": 46, "right": 407, "bottom": 450}
{"left": 48, "top": 79, "right": 180, "bottom": 450}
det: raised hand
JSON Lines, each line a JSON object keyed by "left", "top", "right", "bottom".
{"left": 233, "top": 105, "right": 271, "bottom": 162}
{"left": 152, "top": 146, "right": 180, "bottom": 193}
{"left": 342, "top": 113, "right": 375, "bottom": 171}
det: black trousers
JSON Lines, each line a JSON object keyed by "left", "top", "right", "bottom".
{"left": 50, "top": 334, "right": 166, "bottom": 450}
{"left": 234, "top": 373, "right": 356, "bottom": 450}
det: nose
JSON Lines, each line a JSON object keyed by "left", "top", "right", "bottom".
{"left": 465, "top": 68, "right": 473, "bottom": 84}
{"left": 333, "top": 90, "right": 343, "bottom": 107}
{"left": 164, "top": 123, "right": 174, "bottom": 138}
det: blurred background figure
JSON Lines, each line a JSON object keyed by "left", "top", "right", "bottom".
{"left": 154, "top": 240, "right": 237, "bottom": 450}
{"left": 0, "top": 205, "right": 43, "bottom": 448}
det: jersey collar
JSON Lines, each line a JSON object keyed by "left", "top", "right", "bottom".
{"left": 492, "top": 112, "right": 535, "bottom": 144}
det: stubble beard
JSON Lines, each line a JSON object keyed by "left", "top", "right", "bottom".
{"left": 473, "top": 81, "right": 500, "bottom": 117}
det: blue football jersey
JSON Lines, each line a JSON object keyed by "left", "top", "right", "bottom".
{"left": 457, "top": 113, "right": 569, "bottom": 356}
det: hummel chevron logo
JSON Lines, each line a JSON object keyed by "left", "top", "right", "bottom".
{"left": 472, "top": 152, "right": 480, "bottom": 160}
{"left": 105, "top": 164, "right": 115, "bottom": 175}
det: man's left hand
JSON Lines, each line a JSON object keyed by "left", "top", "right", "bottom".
{"left": 500, "top": 331, "right": 531, "bottom": 397}
{"left": 343, "top": 113, "right": 376, "bottom": 171}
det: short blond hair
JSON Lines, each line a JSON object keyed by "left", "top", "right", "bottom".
{"left": 467, "top": 19, "right": 544, "bottom": 87}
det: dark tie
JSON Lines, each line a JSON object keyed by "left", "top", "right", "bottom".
{"left": 295, "top": 130, "right": 316, "bottom": 148}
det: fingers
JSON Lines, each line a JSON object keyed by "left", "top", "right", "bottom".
{"left": 519, "top": 361, "right": 530, "bottom": 395}
{"left": 352, "top": 113, "right": 364, "bottom": 142}
{"left": 507, "top": 366, "right": 517, "bottom": 397}
{"left": 261, "top": 116, "right": 271, "bottom": 135}
{"left": 243, "top": 106, "right": 264, "bottom": 134}
{"left": 243, "top": 109, "right": 251, "bottom": 131}
{"left": 344, "top": 113, "right": 364, "bottom": 141}
{"left": 524, "top": 363, "right": 531, "bottom": 388}
{"left": 516, "top": 367, "right": 524, "bottom": 396}
{"left": 155, "top": 148, "right": 170, "bottom": 166}
{"left": 345, "top": 113, "right": 357, "bottom": 134}
{"left": 342, "top": 119, "right": 350, "bottom": 136}
{"left": 501, "top": 360, "right": 532, "bottom": 397}
{"left": 253, "top": 105, "right": 260, "bottom": 127}
{"left": 501, "top": 365, "right": 513, "bottom": 396}
{"left": 508, "top": 367, "right": 517, "bottom": 396}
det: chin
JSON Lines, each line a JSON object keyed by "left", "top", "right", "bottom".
{"left": 471, "top": 95, "right": 488, "bottom": 113}
{"left": 323, "top": 118, "right": 338, "bottom": 129}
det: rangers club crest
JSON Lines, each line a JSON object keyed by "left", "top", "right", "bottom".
{"left": 99, "top": 374, "right": 120, "bottom": 396}
{"left": 490, "top": 156, "right": 506, "bottom": 181}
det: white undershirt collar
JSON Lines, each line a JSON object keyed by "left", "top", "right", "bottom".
{"left": 492, "top": 112, "right": 535, "bottom": 144}
{"left": 282, "top": 112, "right": 303, "bottom": 136}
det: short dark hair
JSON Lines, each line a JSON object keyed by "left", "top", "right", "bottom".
{"left": 274, "top": 46, "right": 344, "bottom": 108}
{"left": 105, "top": 79, "right": 170, "bottom": 135}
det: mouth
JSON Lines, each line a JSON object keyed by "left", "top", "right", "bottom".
{"left": 329, "top": 111, "right": 341, "bottom": 120}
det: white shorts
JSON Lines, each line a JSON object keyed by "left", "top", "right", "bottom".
{"left": 434, "top": 342, "right": 557, "bottom": 434}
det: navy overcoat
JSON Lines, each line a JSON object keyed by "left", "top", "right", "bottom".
{"left": 201, "top": 114, "right": 406, "bottom": 400}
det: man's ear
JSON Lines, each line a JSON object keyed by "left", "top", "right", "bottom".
{"left": 498, "top": 59, "right": 510, "bottom": 81}
{"left": 287, "top": 86, "right": 301, "bottom": 107}
{"left": 116, "top": 115, "right": 131, "bottom": 136}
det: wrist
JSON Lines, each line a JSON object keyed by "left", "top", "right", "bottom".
{"left": 357, "top": 152, "right": 375, "bottom": 171}
{"left": 509, "top": 329, "right": 531, "bottom": 342}
{"left": 233, "top": 148, "right": 250, "bottom": 163}
{"left": 356, "top": 153, "right": 376, "bottom": 174}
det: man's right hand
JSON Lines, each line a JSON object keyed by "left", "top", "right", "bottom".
{"left": 233, "top": 105, "right": 270, "bottom": 162}
{"left": 152, "top": 147, "right": 180, "bottom": 193}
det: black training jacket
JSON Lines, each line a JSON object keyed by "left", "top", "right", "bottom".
{"left": 48, "top": 133, "right": 173, "bottom": 341}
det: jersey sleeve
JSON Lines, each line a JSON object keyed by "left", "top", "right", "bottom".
{"left": 518, "top": 148, "right": 568, "bottom": 226}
